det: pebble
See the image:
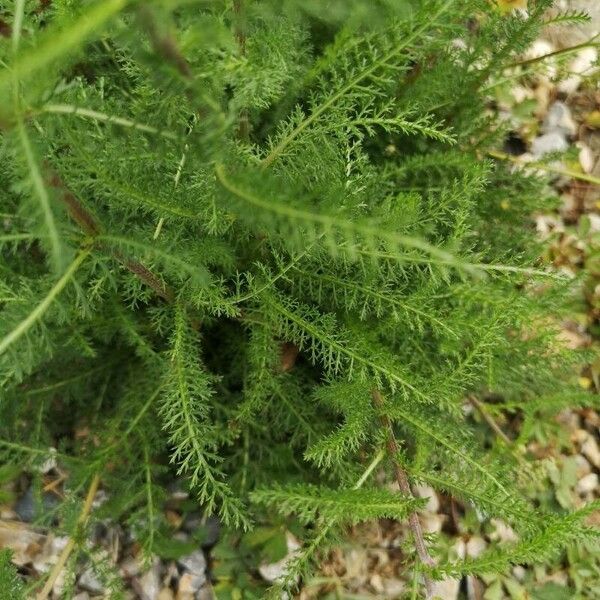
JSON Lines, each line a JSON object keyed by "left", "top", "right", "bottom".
{"left": 35, "top": 449, "right": 58, "bottom": 475}
{"left": 558, "top": 47, "right": 599, "bottom": 94}
{"left": 466, "top": 535, "right": 486, "bottom": 558}
{"left": 414, "top": 484, "right": 440, "bottom": 513}
{"left": 576, "top": 472, "right": 598, "bottom": 495}
{"left": 177, "top": 550, "right": 207, "bottom": 591}
{"left": 578, "top": 143, "right": 595, "bottom": 174}
{"left": 531, "top": 131, "right": 569, "bottom": 157}
{"left": 176, "top": 573, "right": 196, "bottom": 600}
{"left": 78, "top": 568, "right": 105, "bottom": 594}
{"left": 489, "top": 519, "right": 519, "bottom": 544}
{"left": 430, "top": 577, "right": 460, "bottom": 600}
{"left": 138, "top": 559, "right": 161, "bottom": 600}
{"left": 419, "top": 512, "right": 444, "bottom": 534}
{"left": 258, "top": 533, "right": 301, "bottom": 584}
{"left": 543, "top": 102, "right": 577, "bottom": 137}
{"left": 453, "top": 538, "right": 467, "bottom": 560}
{"left": 195, "top": 587, "right": 215, "bottom": 600}
{"left": 582, "top": 436, "right": 600, "bottom": 468}
{"left": 383, "top": 579, "right": 405, "bottom": 596}
{"left": 183, "top": 515, "right": 220, "bottom": 548}
{"left": 158, "top": 589, "right": 175, "bottom": 600}
{"left": 14, "top": 486, "right": 60, "bottom": 523}
{"left": 120, "top": 555, "right": 143, "bottom": 578}
{"left": 370, "top": 573, "right": 384, "bottom": 593}
{"left": 574, "top": 454, "right": 592, "bottom": 477}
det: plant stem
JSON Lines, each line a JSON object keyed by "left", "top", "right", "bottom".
{"left": 508, "top": 35, "right": 599, "bottom": 69}
{"left": 371, "top": 389, "right": 435, "bottom": 598}
{"left": 0, "top": 249, "right": 90, "bottom": 356}
{"left": 469, "top": 395, "right": 512, "bottom": 446}
{"left": 233, "top": 0, "right": 250, "bottom": 140}
{"left": 138, "top": 6, "right": 192, "bottom": 81}
{"left": 36, "top": 473, "right": 101, "bottom": 600}
{"left": 488, "top": 149, "right": 600, "bottom": 186}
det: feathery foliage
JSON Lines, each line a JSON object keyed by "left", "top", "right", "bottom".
{"left": 0, "top": 0, "right": 597, "bottom": 596}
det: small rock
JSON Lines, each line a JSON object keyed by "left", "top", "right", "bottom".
{"left": 178, "top": 550, "right": 207, "bottom": 591}
{"left": 120, "top": 555, "right": 142, "bottom": 578}
{"left": 73, "top": 593, "right": 90, "bottom": 600}
{"left": 466, "top": 576, "right": 484, "bottom": 600}
{"left": 531, "top": 131, "right": 568, "bottom": 157}
{"left": 14, "top": 486, "right": 60, "bottom": 523}
{"left": 523, "top": 39, "right": 554, "bottom": 62}
{"left": 466, "top": 535, "right": 486, "bottom": 558}
{"left": 582, "top": 436, "right": 600, "bottom": 468}
{"left": 430, "top": 577, "right": 460, "bottom": 600}
{"left": 164, "top": 561, "right": 179, "bottom": 587}
{"left": 35, "top": 449, "right": 58, "bottom": 475}
{"left": 574, "top": 454, "right": 592, "bottom": 478}
{"left": 176, "top": 573, "right": 196, "bottom": 600}
{"left": 195, "top": 587, "right": 215, "bottom": 600}
{"left": 138, "top": 559, "right": 161, "bottom": 600}
{"left": 178, "top": 550, "right": 206, "bottom": 576}
{"left": 183, "top": 515, "right": 220, "bottom": 548}
{"left": 420, "top": 512, "right": 444, "bottom": 534}
{"left": 414, "top": 484, "right": 440, "bottom": 513}
{"left": 453, "top": 538, "right": 467, "bottom": 560}
{"left": 258, "top": 532, "right": 301, "bottom": 584}
{"left": 158, "top": 589, "right": 175, "bottom": 600}
{"left": 543, "top": 102, "right": 577, "bottom": 137}
{"left": 78, "top": 568, "right": 105, "bottom": 594}
{"left": 52, "top": 566, "right": 67, "bottom": 597}
{"left": 576, "top": 472, "right": 598, "bottom": 495}
{"left": 558, "top": 47, "right": 599, "bottom": 94}
{"left": 370, "top": 573, "right": 384, "bottom": 593}
{"left": 0, "top": 520, "right": 46, "bottom": 567}
{"left": 512, "top": 565, "right": 526, "bottom": 581}
{"left": 32, "top": 535, "right": 69, "bottom": 574}
{"left": 578, "top": 143, "right": 595, "bottom": 174}
{"left": 489, "top": 519, "right": 519, "bottom": 544}
{"left": 383, "top": 578, "right": 406, "bottom": 597}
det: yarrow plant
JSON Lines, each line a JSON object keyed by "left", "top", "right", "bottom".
{"left": 0, "top": 0, "right": 598, "bottom": 597}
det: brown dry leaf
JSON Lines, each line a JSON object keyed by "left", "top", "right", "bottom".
{"left": 279, "top": 342, "right": 299, "bottom": 372}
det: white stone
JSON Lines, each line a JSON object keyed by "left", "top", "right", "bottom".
{"left": 576, "top": 472, "right": 598, "bottom": 494}
{"left": 78, "top": 568, "right": 104, "bottom": 594}
{"left": 178, "top": 550, "right": 207, "bottom": 591}
{"left": 466, "top": 535, "right": 486, "bottom": 558}
{"left": 414, "top": 484, "right": 440, "bottom": 513}
{"left": 138, "top": 559, "right": 162, "bottom": 599}
{"left": 578, "top": 143, "right": 595, "bottom": 174}
{"left": 582, "top": 436, "right": 600, "bottom": 468}
{"left": 543, "top": 102, "right": 577, "bottom": 136}
{"left": 383, "top": 579, "right": 406, "bottom": 596}
{"left": 524, "top": 39, "right": 555, "bottom": 62}
{"left": 489, "top": 519, "right": 519, "bottom": 544}
{"left": 587, "top": 214, "right": 600, "bottom": 233}
{"left": 258, "top": 533, "right": 301, "bottom": 584}
{"left": 558, "top": 47, "right": 599, "bottom": 94}
{"left": 531, "top": 132, "right": 569, "bottom": 157}
{"left": 158, "top": 588, "right": 175, "bottom": 600}
{"left": 430, "top": 577, "right": 460, "bottom": 600}
{"left": 420, "top": 512, "right": 444, "bottom": 534}
{"left": 574, "top": 454, "right": 592, "bottom": 477}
